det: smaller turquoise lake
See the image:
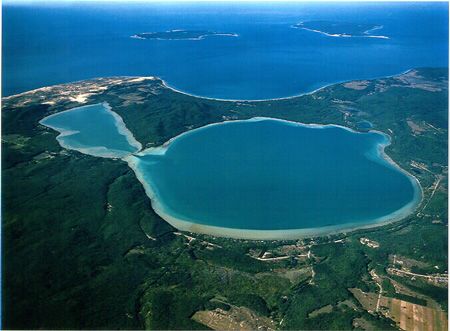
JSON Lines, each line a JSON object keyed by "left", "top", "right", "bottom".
{"left": 39, "top": 103, "right": 142, "bottom": 158}
{"left": 40, "top": 105, "right": 421, "bottom": 239}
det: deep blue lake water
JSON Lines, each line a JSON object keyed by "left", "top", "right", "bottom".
{"left": 3, "top": 2, "right": 448, "bottom": 99}
{"left": 128, "top": 119, "right": 421, "bottom": 237}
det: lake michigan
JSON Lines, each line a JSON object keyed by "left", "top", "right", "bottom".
{"left": 3, "top": 2, "right": 448, "bottom": 100}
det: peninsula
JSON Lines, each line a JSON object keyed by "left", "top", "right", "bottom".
{"left": 2, "top": 68, "right": 447, "bottom": 330}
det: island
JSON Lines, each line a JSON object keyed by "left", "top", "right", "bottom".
{"left": 131, "top": 29, "right": 239, "bottom": 40}
{"left": 293, "top": 20, "right": 389, "bottom": 39}
{"left": 2, "top": 69, "right": 448, "bottom": 330}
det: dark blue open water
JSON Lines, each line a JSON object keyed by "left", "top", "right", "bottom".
{"left": 3, "top": 2, "right": 448, "bottom": 99}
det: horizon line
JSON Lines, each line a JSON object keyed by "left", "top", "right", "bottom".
{"left": 4, "top": 0, "right": 449, "bottom": 4}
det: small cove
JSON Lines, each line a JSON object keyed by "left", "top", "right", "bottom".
{"left": 39, "top": 103, "right": 142, "bottom": 158}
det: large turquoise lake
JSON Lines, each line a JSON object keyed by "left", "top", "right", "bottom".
{"left": 127, "top": 118, "right": 421, "bottom": 239}
{"left": 41, "top": 105, "right": 421, "bottom": 239}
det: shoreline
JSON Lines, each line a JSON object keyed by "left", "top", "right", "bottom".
{"left": 126, "top": 117, "right": 423, "bottom": 240}
{"left": 291, "top": 25, "right": 389, "bottom": 40}
{"left": 2, "top": 68, "right": 415, "bottom": 102}
{"left": 299, "top": 27, "right": 389, "bottom": 39}
{"left": 32, "top": 77, "right": 426, "bottom": 240}
{"left": 159, "top": 68, "right": 413, "bottom": 103}
{"left": 291, "top": 22, "right": 389, "bottom": 39}
{"left": 101, "top": 102, "right": 143, "bottom": 152}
